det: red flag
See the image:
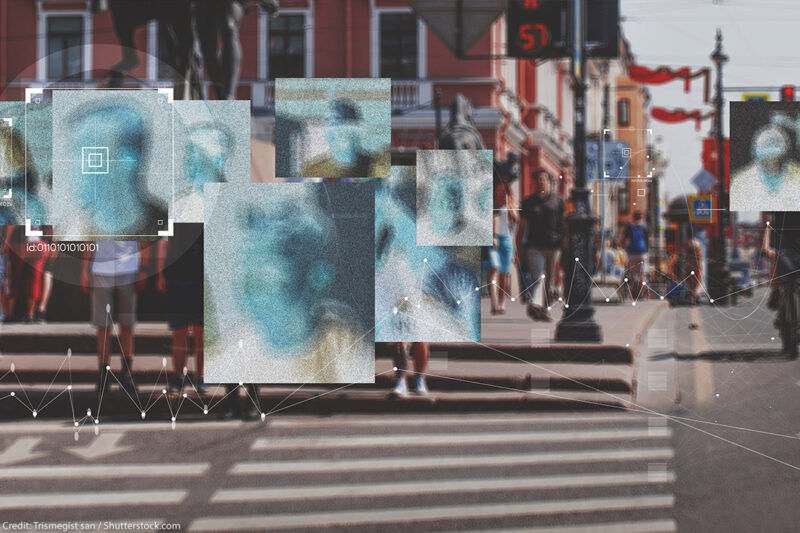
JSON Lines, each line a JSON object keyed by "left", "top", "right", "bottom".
{"left": 651, "top": 107, "right": 715, "bottom": 131}
{"left": 628, "top": 65, "right": 711, "bottom": 101}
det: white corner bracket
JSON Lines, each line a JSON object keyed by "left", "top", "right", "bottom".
{"left": 157, "top": 88, "right": 174, "bottom": 103}
{"left": 1, "top": 118, "right": 11, "bottom": 128}
{"left": 158, "top": 218, "right": 175, "bottom": 237}
{"left": 1, "top": 188, "right": 11, "bottom": 199}
{"left": 25, "top": 219, "right": 44, "bottom": 237}
{"left": 25, "top": 88, "right": 44, "bottom": 104}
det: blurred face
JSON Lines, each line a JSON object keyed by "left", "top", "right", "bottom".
{"left": 754, "top": 128, "right": 789, "bottom": 174}
{"left": 236, "top": 201, "right": 335, "bottom": 352}
{"left": 185, "top": 128, "right": 230, "bottom": 190}
{"left": 429, "top": 174, "right": 466, "bottom": 236}
{"left": 325, "top": 123, "right": 360, "bottom": 166}
{"left": 535, "top": 172, "right": 551, "bottom": 196}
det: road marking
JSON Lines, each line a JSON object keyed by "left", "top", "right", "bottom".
{"left": 0, "top": 437, "right": 45, "bottom": 466}
{"left": 251, "top": 428, "right": 671, "bottom": 450}
{"left": 0, "top": 490, "right": 186, "bottom": 510}
{"left": 690, "top": 306, "right": 715, "bottom": 404}
{"left": 231, "top": 447, "right": 675, "bottom": 474}
{"left": 66, "top": 432, "right": 131, "bottom": 460}
{"left": 457, "top": 519, "right": 677, "bottom": 533}
{"left": 212, "top": 471, "right": 675, "bottom": 503}
{"left": 267, "top": 413, "right": 645, "bottom": 428}
{"left": 0, "top": 420, "right": 245, "bottom": 434}
{"left": 0, "top": 463, "right": 209, "bottom": 479}
{"left": 189, "top": 495, "right": 675, "bottom": 531}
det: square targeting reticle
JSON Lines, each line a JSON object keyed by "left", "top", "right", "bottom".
{"left": 0, "top": 100, "right": 52, "bottom": 226}
{"left": 275, "top": 78, "right": 391, "bottom": 179}
{"left": 173, "top": 100, "right": 251, "bottom": 223}
{"left": 376, "top": 166, "right": 481, "bottom": 343}
{"left": 416, "top": 149, "right": 493, "bottom": 246}
{"left": 51, "top": 90, "right": 173, "bottom": 240}
{"left": 730, "top": 102, "right": 800, "bottom": 211}
{"left": 203, "top": 182, "right": 376, "bottom": 384}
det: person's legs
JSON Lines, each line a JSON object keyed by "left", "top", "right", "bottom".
{"left": 496, "top": 234, "right": 513, "bottom": 312}
{"left": 544, "top": 249, "right": 558, "bottom": 305}
{"left": 37, "top": 270, "right": 53, "bottom": 319}
{"left": 116, "top": 274, "right": 138, "bottom": 394}
{"left": 390, "top": 342, "right": 410, "bottom": 397}
{"left": 526, "top": 247, "right": 546, "bottom": 306}
{"left": 170, "top": 327, "right": 190, "bottom": 390}
{"left": 411, "top": 342, "right": 429, "bottom": 394}
{"left": 191, "top": 325, "right": 208, "bottom": 393}
{"left": 487, "top": 266, "right": 499, "bottom": 313}
{"left": 91, "top": 274, "right": 113, "bottom": 394}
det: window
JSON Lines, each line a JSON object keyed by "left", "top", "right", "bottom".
{"left": 618, "top": 98, "right": 630, "bottom": 127}
{"left": 268, "top": 14, "right": 306, "bottom": 79}
{"left": 380, "top": 13, "right": 418, "bottom": 79}
{"left": 46, "top": 16, "right": 83, "bottom": 80}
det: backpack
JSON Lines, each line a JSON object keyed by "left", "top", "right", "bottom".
{"left": 628, "top": 224, "right": 647, "bottom": 254}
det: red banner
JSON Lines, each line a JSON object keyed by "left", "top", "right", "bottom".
{"left": 628, "top": 65, "right": 711, "bottom": 102}
{"left": 651, "top": 107, "right": 715, "bottom": 131}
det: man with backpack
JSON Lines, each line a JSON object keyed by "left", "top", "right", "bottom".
{"left": 623, "top": 212, "right": 649, "bottom": 299}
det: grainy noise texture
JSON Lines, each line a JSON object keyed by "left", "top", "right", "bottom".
{"left": 376, "top": 166, "right": 481, "bottom": 343}
{"left": 275, "top": 78, "right": 391, "bottom": 179}
{"left": 204, "top": 182, "right": 375, "bottom": 384}
{"left": 416, "top": 149, "right": 493, "bottom": 246}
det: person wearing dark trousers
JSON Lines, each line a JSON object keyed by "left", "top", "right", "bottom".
{"left": 195, "top": 0, "right": 245, "bottom": 100}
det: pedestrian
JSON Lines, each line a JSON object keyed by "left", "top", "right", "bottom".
{"left": 0, "top": 227, "right": 9, "bottom": 323}
{"left": 81, "top": 241, "right": 151, "bottom": 396}
{"left": 517, "top": 168, "right": 565, "bottom": 322}
{"left": 389, "top": 342, "right": 429, "bottom": 397}
{"left": 601, "top": 239, "right": 615, "bottom": 276}
{"left": 488, "top": 166, "right": 518, "bottom": 315}
{"left": 622, "top": 212, "right": 649, "bottom": 299}
{"left": 157, "top": 223, "right": 208, "bottom": 394}
{"left": 195, "top": 0, "right": 245, "bottom": 100}
{"left": 685, "top": 237, "right": 703, "bottom": 306}
{"left": 3, "top": 225, "right": 51, "bottom": 323}
{"left": 612, "top": 239, "right": 627, "bottom": 280}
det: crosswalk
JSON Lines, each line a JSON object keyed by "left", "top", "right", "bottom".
{"left": 196, "top": 413, "right": 677, "bottom": 532}
{"left": 0, "top": 413, "right": 677, "bottom": 532}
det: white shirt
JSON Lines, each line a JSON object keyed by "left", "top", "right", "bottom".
{"left": 730, "top": 161, "right": 800, "bottom": 212}
{"left": 91, "top": 241, "right": 140, "bottom": 276}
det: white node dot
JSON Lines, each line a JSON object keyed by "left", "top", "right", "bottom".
{"left": 10, "top": 363, "right": 14, "bottom": 373}
{"left": 67, "top": 349, "right": 72, "bottom": 358}
{"left": 511, "top": 298, "right": 516, "bottom": 302}
{"left": 767, "top": 221, "right": 770, "bottom": 225}
{"left": 94, "top": 419, "right": 99, "bottom": 425}
{"left": 625, "top": 343, "right": 630, "bottom": 347}
{"left": 475, "top": 287, "right": 479, "bottom": 291}
{"left": 106, "top": 304, "right": 111, "bottom": 313}
{"left": 632, "top": 302, "right": 637, "bottom": 306}
{"left": 10, "top": 392, "right": 14, "bottom": 397}
{"left": 575, "top": 257, "right": 579, "bottom": 262}
{"left": 417, "top": 304, "right": 421, "bottom": 308}
{"left": 162, "top": 357, "right": 167, "bottom": 367}
{"left": 392, "top": 307, "right": 398, "bottom": 315}
{"left": 541, "top": 274, "right": 546, "bottom": 279}
{"left": 203, "top": 409, "right": 208, "bottom": 415}
{"left": 171, "top": 417, "right": 176, "bottom": 422}
{"left": 404, "top": 296, "right": 408, "bottom": 301}
{"left": 715, "top": 393, "right": 720, "bottom": 398}
{"left": 162, "top": 389, "right": 167, "bottom": 395}
{"left": 183, "top": 393, "right": 187, "bottom": 398}
{"left": 392, "top": 366, "right": 398, "bottom": 371}
{"left": 660, "top": 296, "right": 664, "bottom": 300}
{"left": 456, "top": 300, "right": 461, "bottom": 304}
{"left": 239, "top": 382, "right": 243, "bottom": 386}
{"left": 86, "top": 408, "right": 91, "bottom": 416}
{"left": 690, "top": 271, "right": 695, "bottom": 275}
{"left": 642, "top": 281, "right": 647, "bottom": 285}
{"left": 67, "top": 385, "right": 72, "bottom": 391}
{"left": 710, "top": 299, "right": 715, "bottom": 303}
{"left": 492, "top": 280, "right": 496, "bottom": 284}
{"left": 74, "top": 422, "right": 79, "bottom": 427}
{"left": 547, "top": 306, "right": 552, "bottom": 311}
{"left": 106, "top": 365, "right": 111, "bottom": 371}
{"left": 32, "top": 410, "right": 37, "bottom": 418}
{"left": 261, "top": 413, "right": 266, "bottom": 422}
{"left": 605, "top": 298, "right": 610, "bottom": 302}
{"left": 558, "top": 297, "right": 563, "bottom": 302}
{"left": 624, "top": 278, "right": 628, "bottom": 282}
{"left": 565, "top": 304, "right": 570, "bottom": 308}
{"left": 183, "top": 366, "right": 188, "bottom": 376}
{"left": 423, "top": 258, "right": 428, "bottom": 263}
{"left": 141, "top": 411, "right": 146, "bottom": 419}
{"left": 771, "top": 336, "right": 776, "bottom": 341}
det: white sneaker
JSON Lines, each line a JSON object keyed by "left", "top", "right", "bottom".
{"left": 389, "top": 378, "right": 408, "bottom": 398}
{"left": 414, "top": 376, "right": 429, "bottom": 395}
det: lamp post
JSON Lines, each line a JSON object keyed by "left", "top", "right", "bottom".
{"left": 707, "top": 28, "right": 729, "bottom": 304}
{"left": 555, "top": 0, "right": 602, "bottom": 342}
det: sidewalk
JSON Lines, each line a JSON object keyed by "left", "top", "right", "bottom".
{"left": 0, "top": 299, "right": 665, "bottom": 418}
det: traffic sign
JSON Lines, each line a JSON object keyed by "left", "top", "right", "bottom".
{"left": 410, "top": 0, "right": 506, "bottom": 58}
{"left": 688, "top": 194, "right": 716, "bottom": 224}
{"left": 742, "top": 93, "right": 769, "bottom": 102}
{"left": 690, "top": 168, "right": 717, "bottom": 193}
